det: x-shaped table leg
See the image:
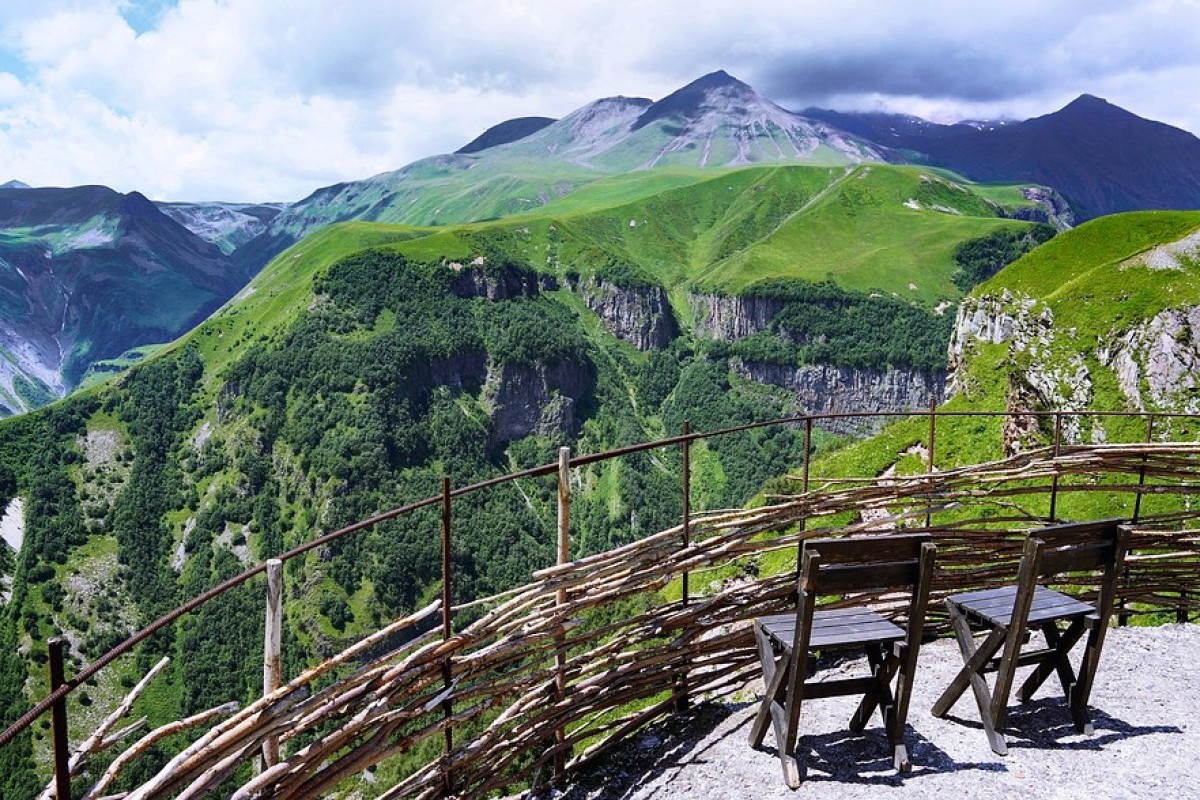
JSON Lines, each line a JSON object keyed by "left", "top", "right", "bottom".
{"left": 1016, "top": 618, "right": 1084, "bottom": 703}
{"left": 932, "top": 602, "right": 1010, "bottom": 755}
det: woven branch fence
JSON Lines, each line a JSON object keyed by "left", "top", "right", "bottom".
{"left": 40, "top": 438, "right": 1200, "bottom": 800}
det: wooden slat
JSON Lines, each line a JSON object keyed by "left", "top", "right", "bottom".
{"left": 950, "top": 586, "right": 1094, "bottom": 626}
{"left": 806, "top": 533, "right": 931, "bottom": 565}
{"left": 817, "top": 561, "right": 921, "bottom": 593}
{"left": 760, "top": 609, "right": 905, "bottom": 650}
{"left": 1039, "top": 542, "right": 1115, "bottom": 576}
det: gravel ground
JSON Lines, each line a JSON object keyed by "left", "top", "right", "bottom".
{"left": 555, "top": 624, "right": 1198, "bottom": 799}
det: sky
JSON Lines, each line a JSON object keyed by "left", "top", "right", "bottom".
{"left": 2, "top": 0, "right": 1199, "bottom": 203}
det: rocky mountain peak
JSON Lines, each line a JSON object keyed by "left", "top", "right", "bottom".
{"left": 632, "top": 70, "right": 758, "bottom": 131}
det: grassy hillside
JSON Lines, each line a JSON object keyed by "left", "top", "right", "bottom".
{"left": 977, "top": 211, "right": 1200, "bottom": 332}
{"left": 0, "top": 163, "right": 1057, "bottom": 794}
{"left": 365, "top": 164, "right": 1046, "bottom": 303}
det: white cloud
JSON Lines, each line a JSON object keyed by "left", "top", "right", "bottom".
{"left": 0, "top": 0, "right": 1199, "bottom": 201}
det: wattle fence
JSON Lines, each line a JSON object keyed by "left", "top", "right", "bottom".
{"left": 4, "top": 409, "right": 1200, "bottom": 798}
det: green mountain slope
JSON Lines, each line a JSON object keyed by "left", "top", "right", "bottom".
{"left": 378, "top": 164, "right": 1046, "bottom": 302}
{"left": 0, "top": 164, "right": 1056, "bottom": 793}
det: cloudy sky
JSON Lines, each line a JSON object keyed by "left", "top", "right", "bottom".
{"left": 2, "top": 0, "right": 1199, "bottom": 202}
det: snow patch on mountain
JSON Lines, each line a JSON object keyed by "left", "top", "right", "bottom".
{"left": 158, "top": 202, "right": 286, "bottom": 255}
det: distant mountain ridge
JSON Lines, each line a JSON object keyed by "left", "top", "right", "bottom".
{"left": 237, "top": 74, "right": 1200, "bottom": 270}
{"left": 243, "top": 71, "right": 890, "bottom": 267}
{"left": 455, "top": 116, "right": 557, "bottom": 154}
{"left": 0, "top": 185, "right": 252, "bottom": 413}
{"left": 157, "top": 201, "right": 286, "bottom": 255}
{"left": 804, "top": 94, "right": 1200, "bottom": 220}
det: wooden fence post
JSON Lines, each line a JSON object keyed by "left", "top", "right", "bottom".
{"left": 1133, "top": 414, "right": 1156, "bottom": 523}
{"left": 675, "top": 422, "right": 691, "bottom": 714}
{"left": 261, "top": 559, "right": 283, "bottom": 770}
{"left": 49, "top": 637, "right": 70, "bottom": 800}
{"left": 795, "top": 417, "right": 813, "bottom": 588}
{"left": 441, "top": 476, "right": 453, "bottom": 798}
{"left": 554, "top": 447, "right": 570, "bottom": 781}
{"left": 1048, "top": 413, "right": 1063, "bottom": 522}
{"left": 925, "top": 399, "right": 936, "bottom": 527}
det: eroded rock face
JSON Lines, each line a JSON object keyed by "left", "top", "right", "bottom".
{"left": 578, "top": 278, "right": 677, "bottom": 350}
{"left": 484, "top": 359, "right": 592, "bottom": 447}
{"left": 947, "top": 291, "right": 1050, "bottom": 396}
{"left": 949, "top": 290, "right": 1096, "bottom": 450}
{"left": 1017, "top": 187, "right": 1076, "bottom": 230}
{"left": 1099, "top": 306, "right": 1200, "bottom": 413}
{"left": 689, "top": 294, "right": 788, "bottom": 341}
{"left": 451, "top": 262, "right": 556, "bottom": 300}
{"left": 732, "top": 359, "right": 944, "bottom": 434}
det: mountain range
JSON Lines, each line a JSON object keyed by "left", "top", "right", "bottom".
{"left": 231, "top": 72, "right": 1200, "bottom": 269}
{"left": 4, "top": 70, "right": 1200, "bottom": 413}
{"left": 804, "top": 93, "right": 1200, "bottom": 221}
{"left": 5, "top": 69, "right": 1200, "bottom": 797}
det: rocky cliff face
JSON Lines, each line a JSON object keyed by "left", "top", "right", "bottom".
{"left": 451, "top": 261, "right": 556, "bottom": 300}
{"left": 578, "top": 278, "right": 677, "bottom": 350}
{"left": 1098, "top": 306, "right": 1200, "bottom": 413}
{"left": 485, "top": 358, "right": 592, "bottom": 447}
{"left": 732, "top": 359, "right": 944, "bottom": 433}
{"left": 1016, "top": 187, "right": 1076, "bottom": 231}
{"left": 947, "top": 291, "right": 1053, "bottom": 396}
{"left": 689, "top": 293, "right": 788, "bottom": 341}
{"left": 945, "top": 290, "right": 1200, "bottom": 452}
{"left": 948, "top": 291, "right": 1096, "bottom": 451}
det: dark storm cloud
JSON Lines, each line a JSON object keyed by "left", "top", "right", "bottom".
{"left": 758, "top": 46, "right": 1041, "bottom": 107}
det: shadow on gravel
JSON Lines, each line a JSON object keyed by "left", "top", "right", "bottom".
{"left": 943, "top": 699, "right": 1184, "bottom": 751}
{"left": 756, "top": 723, "right": 1006, "bottom": 787}
{"left": 554, "top": 700, "right": 1008, "bottom": 798}
{"left": 554, "top": 701, "right": 738, "bottom": 800}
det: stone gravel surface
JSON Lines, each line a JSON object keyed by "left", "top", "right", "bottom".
{"left": 555, "top": 624, "right": 1198, "bottom": 799}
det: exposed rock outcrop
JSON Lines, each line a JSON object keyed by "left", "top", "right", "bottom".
{"left": 689, "top": 294, "right": 788, "bottom": 341}
{"left": 949, "top": 291, "right": 1098, "bottom": 450}
{"left": 578, "top": 278, "right": 677, "bottom": 350}
{"left": 1014, "top": 187, "right": 1076, "bottom": 230}
{"left": 450, "top": 261, "right": 556, "bottom": 300}
{"left": 947, "top": 291, "right": 1052, "bottom": 398}
{"left": 732, "top": 359, "right": 944, "bottom": 434}
{"left": 1098, "top": 306, "right": 1200, "bottom": 413}
{"left": 428, "top": 350, "right": 489, "bottom": 393}
{"left": 485, "top": 358, "right": 592, "bottom": 447}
